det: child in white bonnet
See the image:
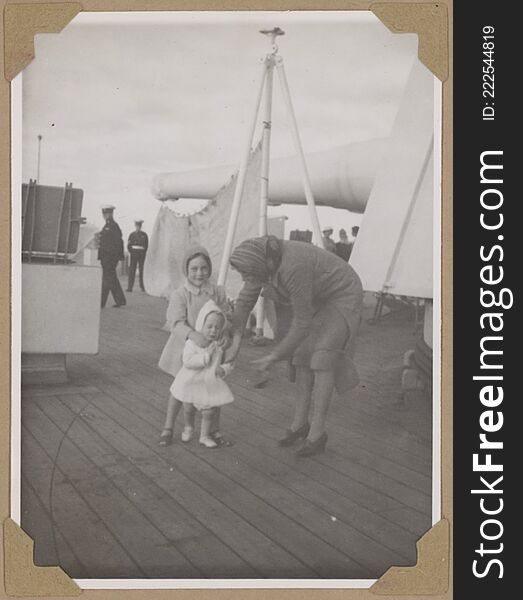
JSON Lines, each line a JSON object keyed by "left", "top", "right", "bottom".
{"left": 158, "top": 244, "right": 230, "bottom": 447}
{"left": 171, "top": 299, "right": 234, "bottom": 448}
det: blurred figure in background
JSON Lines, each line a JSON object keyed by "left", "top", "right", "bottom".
{"left": 321, "top": 226, "right": 337, "bottom": 254}
{"left": 335, "top": 228, "right": 353, "bottom": 262}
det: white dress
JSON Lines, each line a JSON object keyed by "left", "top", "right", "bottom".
{"left": 170, "top": 340, "right": 234, "bottom": 410}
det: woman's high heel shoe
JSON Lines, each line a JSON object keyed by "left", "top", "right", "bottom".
{"left": 296, "top": 432, "right": 328, "bottom": 457}
{"left": 278, "top": 422, "right": 310, "bottom": 447}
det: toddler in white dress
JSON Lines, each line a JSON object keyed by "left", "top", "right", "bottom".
{"left": 171, "top": 300, "right": 234, "bottom": 448}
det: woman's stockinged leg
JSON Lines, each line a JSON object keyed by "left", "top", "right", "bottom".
{"left": 291, "top": 366, "right": 314, "bottom": 431}
{"left": 308, "top": 369, "right": 335, "bottom": 442}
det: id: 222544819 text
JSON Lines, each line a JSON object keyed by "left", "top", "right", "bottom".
{"left": 482, "top": 26, "right": 495, "bottom": 121}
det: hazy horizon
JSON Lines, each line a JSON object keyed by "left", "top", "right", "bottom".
{"left": 21, "top": 11, "right": 419, "bottom": 239}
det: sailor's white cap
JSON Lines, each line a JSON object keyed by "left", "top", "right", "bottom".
{"left": 134, "top": 219, "right": 144, "bottom": 224}
{"left": 322, "top": 225, "right": 334, "bottom": 232}
{"left": 101, "top": 204, "right": 116, "bottom": 211}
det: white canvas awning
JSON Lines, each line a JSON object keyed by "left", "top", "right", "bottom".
{"left": 350, "top": 60, "right": 435, "bottom": 299}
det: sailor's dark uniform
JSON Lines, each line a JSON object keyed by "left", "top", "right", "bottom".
{"left": 126, "top": 230, "right": 149, "bottom": 292}
{"left": 98, "top": 219, "right": 126, "bottom": 307}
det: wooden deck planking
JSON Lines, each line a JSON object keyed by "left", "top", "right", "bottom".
{"left": 90, "top": 330, "right": 433, "bottom": 475}
{"left": 30, "top": 393, "right": 260, "bottom": 579}
{"left": 40, "top": 396, "right": 322, "bottom": 578}
{"left": 22, "top": 400, "right": 202, "bottom": 578}
{"left": 229, "top": 376, "right": 432, "bottom": 486}
{"left": 21, "top": 286, "right": 433, "bottom": 580}
{"left": 21, "top": 475, "right": 90, "bottom": 577}
{"left": 85, "top": 347, "right": 430, "bottom": 501}
{"left": 75, "top": 354, "right": 431, "bottom": 533}
{"left": 99, "top": 310, "right": 430, "bottom": 444}
{"left": 213, "top": 414, "right": 431, "bottom": 540}
{"left": 81, "top": 392, "right": 408, "bottom": 574}
{"left": 231, "top": 369, "right": 432, "bottom": 462}
{"left": 227, "top": 387, "right": 432, "bottom": 513}
{"left": 81, "top": 358, "right": 430, "bottom": 541}
{"left": 22, "top": 425, "right": 143, "bottom": 578}
{"left": 85, "top": 304, "right": 431, "bottom": 437}
{"left": 230, "top": 392, "right": 431, "bottom": 498}
{"left": 172, "top": 433, "right": 417, "bottom": 568}
{"left": 80, "top": 337, "right": 432, "bottom": 488}
{"left": 76, "top": 392, "right": 372, "bottom": 578}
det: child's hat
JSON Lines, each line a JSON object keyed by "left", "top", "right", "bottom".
{"left": 195, "top": 299, "right": 224, "bottom": 333}
{"left": 182, "top": 244, "right": 212, "bottom": 277}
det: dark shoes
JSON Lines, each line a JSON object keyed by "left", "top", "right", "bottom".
{"left": 296, "top": 432, "right": 328, "bottom": 458}
{"left": 278, "top": 423, "right": 310, "bottom": 447}
{"left": 278, "top": 423, "right": 328, "bottom": 456}
{"left": 113, "top": 303, "right": 126, "bottom": 307}
{"left": 159, "top": 428, "right": 173, "bottom": 446}
{"left": 211, "top": 432, "right": 234, "bottom": 447}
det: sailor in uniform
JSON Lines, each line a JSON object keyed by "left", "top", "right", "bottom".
{"left": 98, "top": 205, "right": 126, "bottom": 308}
{"left": 126, "top": 219, "right": 149, "bottom": 292}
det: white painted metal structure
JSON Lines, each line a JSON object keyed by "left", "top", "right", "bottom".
{"left": 151, "top": 59, "right": 435, "bottom": 302}
{"left": 22, "top": 264, "right": 101, "bottom": 353}
{"left": 151, "top": 138, "right": 386, "bottom": 214}
{"left": 349, "top": 60, "right": 434, "bottom": 299}
{"left": 213, "top": 28, "right": 325, "bottom": 290}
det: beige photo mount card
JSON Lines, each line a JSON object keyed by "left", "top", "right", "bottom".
{"left": 1, "top": 1, "right": 452, "bottom": 598}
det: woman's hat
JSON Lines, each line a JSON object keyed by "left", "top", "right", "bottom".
{"left": 229, "top": 236, "right": 282, "bottom": 281}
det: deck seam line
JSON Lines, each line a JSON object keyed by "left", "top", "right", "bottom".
{"left": 21, "top": 472, "right": 92, "bottom": 578}
{"left": 80, "top": 360, "right": 432, "bottom": 523}
{"left": 84, "top": 350, "right": 433, "bottom": 477}
{"left": 78, "top": 385, "right": 415, "bottom": 571}
{"left": 21, "top": 422, "right": 147, "bottom": 577}
{"left": 70, "top": 393, "right": 327, "bottom": 578}
{"left": 24, "top": 404, "right": 198, "bottom": 578}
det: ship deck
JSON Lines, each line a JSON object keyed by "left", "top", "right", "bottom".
{"left": 20, "top": 284, "right": 433, "bottom": 581}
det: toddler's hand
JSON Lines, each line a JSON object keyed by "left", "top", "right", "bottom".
{"left": 189, "top": 331, "right": 210, "bottom": 348}
{"left": 215, "top": 366, "right": 226, "bottom": 378}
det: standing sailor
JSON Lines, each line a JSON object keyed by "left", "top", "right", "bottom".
{"left": 98, "top": 205, "right": 126, "bottom": 308}
{"left": 126, "top": 219, "right": 148, "bottom": 292}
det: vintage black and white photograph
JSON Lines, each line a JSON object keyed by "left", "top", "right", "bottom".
{"left": 13, "top": 10, "right": 439, "bottom": 585}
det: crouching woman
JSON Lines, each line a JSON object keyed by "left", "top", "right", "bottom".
{"left": 227, "top": 235, "right": 364, "bottom": 457}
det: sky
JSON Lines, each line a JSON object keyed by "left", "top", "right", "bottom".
{"left": 21, "top": 11, "right": 418, "bottom": 239}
